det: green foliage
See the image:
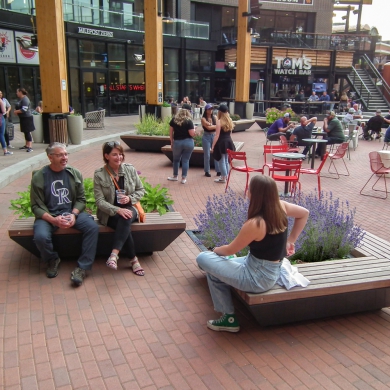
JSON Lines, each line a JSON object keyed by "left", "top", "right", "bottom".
{"left": 193, "top": 134, "right": 203, "bottom": 147}
{"left": 10, "top": 178, "right": 174, "bottom": 218}
{"left": 83, "top": 178, "right": 97, "bottom": 214}
{"left": 135, "top": 114, "right": 170, "bottom": 136}
{"left": 162, "top": 101, "right": 171, "bottom": 107}
{"left": 140, "top": 178, "right": 173, "bottom": 215}
{"left": 265, "top": 107, "right": 298, "bottom": 124}
{"left": 9, "top": 185, "right": 34, "bottom": 218}
{"left": 230, "top": 114, "right": 241, "bottom": 121}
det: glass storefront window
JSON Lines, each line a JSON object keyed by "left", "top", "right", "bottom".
{"left": 79, "top": 40, "right": 107, "bottom": 69}
{"left": 200, "top": 52, "right": 212, "bottom": 72}
{"left": 164, "top": 49, "right": 179, "bottom": 72}
{"left": 21, "top": 68, "right": 35, "bottom": 107}
{"left": 70, "top": 68, "right": 81, "bottom": 114}
{"left": 276, "top": 14, "right": 294, "bottom": 32}
{"left": 186, "top": 51, "right": 199, "bottom": 72}
{"left": 68, "top": 38, "right": 79, "bottom": 68}
{"left": 108, "top": 43, "right": 126, "bottom": 69}
{"left": 185, "top": 73, "right": 199, "bottom": 103}
{"left": 221, "top": 7, "right": 236, "bottom": 28}
{"left": 110, "top": 69, "right": 128, "bottom": 115}
{"left": 165, "top": 72, "right": 179, "bottom": 101}
{"left": 128, "top": 71, "right": 145, "bottom": 113}
{"left": 127, "top": 46, "right": 145, "bottom": 70}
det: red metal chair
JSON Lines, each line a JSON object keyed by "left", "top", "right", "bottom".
{"left": 327, "top": 142, "right": 350, "bottom": 179}
{"left": 280, "top": 134, "right": 300, "bottom": 153}
{"left": 226, "top": 149, "right": 263, "bottom": 196}
{"left": 263, "top": 144, "right": 289, "bottom": 171}
{"left": 360, "top": 151, "right": 390, "bottom": 199}
{"left": 271, "top": 158, "right": 302, "bottom": 197}
{"left": 299, "top": 152, "right": 329, "bottom": 199}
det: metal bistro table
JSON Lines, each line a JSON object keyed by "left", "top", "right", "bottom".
{"left": 303, "top": 138, "right": 328, "bottom": 169}
{"left": 272, "top": 152, "right": 305, "bottom": 196}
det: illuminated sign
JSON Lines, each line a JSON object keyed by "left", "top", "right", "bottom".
{"left": 258, "top": 0, "right": 313, "bottom": 5}
{"left": 274, "top": 55, "right": 312, "bottom": 75}
{"left": 78, "top": 27, "right": 114, "bottom": 38}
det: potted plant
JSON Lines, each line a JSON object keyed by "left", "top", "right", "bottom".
{"left": 67, "top": 112, "right": 83, "bottom": 145}
{"left": 32, "top": 111, "right": 43, "bottom": 143}
{"left": 121, "top": 114, "right": 171, "bottom": 152}
{"left": 161, "top": 101, "right": 172, "bottom": 121}
{"left": 265, "top": 107, "right": 298, "bottom": 124}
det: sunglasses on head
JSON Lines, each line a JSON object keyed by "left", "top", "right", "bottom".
{"left": 105, "top": 141, "right": 120, "bottom": 148}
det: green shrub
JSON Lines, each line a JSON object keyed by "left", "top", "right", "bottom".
{"left": 230, "top": 114, "right": 241, "bottom": 121}
{"left": 140, "top": 178, "right": 173, "bottom": 215}
{"left": 135, "top": 114, "right": 170, "bottom": 136}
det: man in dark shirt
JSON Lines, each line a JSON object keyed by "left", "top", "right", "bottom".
{"left": 30, "top": 142, "right": 99, "bottom": 285}
{"left": 363, "top": 110, "right": 384, "bottom": 140}
{"left": 319, "top": 91, "right": 330, "bottom": 113}
{"left": 292, "top": 116, "right": 317, "bottom": 157}
{"left": 267, "top": 113, "right": 295, "bottom": 141}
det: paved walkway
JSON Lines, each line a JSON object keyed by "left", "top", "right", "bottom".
{"left": 1, "top": 116, "right": 390, "bottom": 389}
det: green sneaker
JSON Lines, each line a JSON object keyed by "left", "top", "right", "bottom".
{"left": 46, "top": 258, "right": 61, "bottom": 278}
{"left": 70, "top": 267, "right": 86, "bottom": 286}
{"left": 207, "top": 313, "right": 240, "bottom": 333}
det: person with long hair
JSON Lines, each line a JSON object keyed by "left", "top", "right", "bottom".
{"left": 94, "top": 141, "right": 145, "bottom": 275}
{"left": 14, "top": 87, "right": 35, "bottom": 152}
{"left": 196, "top": 175, "right": 309, "bottom": 332}
{"left": 0, "top": 97, "right": 12, "bottom": 155}
{"left": 210, "top": 104, "right": 235, "bottom": 184}
{"left": 167, "top": 103, "right": 195, "bottom": 184}
{"left": 201, "top": 103, "right": 220, "bottom": 177}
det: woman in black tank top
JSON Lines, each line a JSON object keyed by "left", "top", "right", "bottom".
{"left": 196, "top": 175, "right": 309, "bottom": 333}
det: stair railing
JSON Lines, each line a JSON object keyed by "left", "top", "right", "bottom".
{"left": 361, "top": 54, "right": 390, "bottom": 108}
{"left": 350, "top": 66, "right": 371, "bottom": 109}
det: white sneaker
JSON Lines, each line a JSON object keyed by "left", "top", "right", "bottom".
{"left": 214, "top": 178, "right": 226, "bottom": 183}
{"left": 167, "top": 176, "right": 178, "bottom": 181}
{"left": 181, "top": 178, "right": 187, "bottom": 184}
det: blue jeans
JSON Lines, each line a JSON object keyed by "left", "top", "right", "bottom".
{"left": 196, "top": 251, "right": 281, "bottom": 314}
{"left": 202, "top": 132, "right": 219, "bottom": 173}
{"left": 217, "top": 153, "right": 229, "bottom": 177}
{"left": 0, "top": 117, "right": 6, "bottom": 149}
{"left": 172, "top": 138, "right": 194, "bottom": 177}
{"left": 33, "top": 212, "right": 99, "bottom": 270}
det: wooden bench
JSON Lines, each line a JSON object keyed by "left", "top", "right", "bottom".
{"left": 232, "top": 232, "right": 390, "bottom": 326}
{"left": 8, "top": 212, "right": 186, "bottom": 259}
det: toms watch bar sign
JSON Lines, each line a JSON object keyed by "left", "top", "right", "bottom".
{"left": 274, "top": 55, "right": 312, "bottom": 75}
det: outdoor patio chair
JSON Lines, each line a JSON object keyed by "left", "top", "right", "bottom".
{"left": 85, "top": 109, "right": 105, "bottom": 129}
{"left": 280, "top": 134, "right": 300, "bottom": 153}
{"left": 360, "top": 151, "right": 390, "bottom": 199}
{"left": 299, "top": 152, "right": 329, "bottom": 199}
{"left": 262, "top": 144, "right": 289, "bottom": 171}
{"left": 327, "top": 142, "right": 350, "bottom": 179}
{"left": 226, "top": 149, "right": 263, "bottom": 197}
{"left": 271, "top": 158, "right": 302, "bottom": 198}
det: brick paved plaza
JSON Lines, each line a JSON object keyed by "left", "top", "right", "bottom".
{"left": 1, "top": 117, "right": 390, "bottom": 389}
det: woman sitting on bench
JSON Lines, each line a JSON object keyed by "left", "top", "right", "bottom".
{"left": 196, "top": 175, "right": 309, "bottom": 332}
{"left": 94, "top": 141, "right": 146, "bottom": 276}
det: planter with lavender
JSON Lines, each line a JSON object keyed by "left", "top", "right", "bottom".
{"left": 187, "top": 190, "right": 384, "bottom": 327}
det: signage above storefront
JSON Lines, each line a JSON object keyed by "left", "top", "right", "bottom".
{"left": 274, "top": 55, "right": 312, "bottom": 75}
{"left": 77, "top": 27, "right": 114, "bottom": 38}
{"left": 258, "top": 0, "right": 313, "bottom": 5}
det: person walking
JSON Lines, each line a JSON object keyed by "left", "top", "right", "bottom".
{"left": 0, "top": 96, "right": 12, "bottom": 156}
{"left": 14, "top": 88, "right": 35, "bottom": 152}
{"left": 168, "top": 104, "right": 195, "bottom": 184}
{"left": 0, "top": 90, "right": 14, "bottom": 149}
{"left": 211, "top": 104, "right": 235, "bottom": 184}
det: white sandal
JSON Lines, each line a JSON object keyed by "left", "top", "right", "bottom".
{"left": 106, "top": 253, "right": 119, "bottom": 270}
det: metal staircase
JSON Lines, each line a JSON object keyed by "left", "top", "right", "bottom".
{"left": 347, "top": 55, "right": 390, "bottom": 112}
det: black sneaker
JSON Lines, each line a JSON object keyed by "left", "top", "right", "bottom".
{"left": 205, "top": 172, "right": 211, "bottom": 177}
{"left": 26, "top": 148, "right": 33, "bottom": 153}
{"left": 19, "top": 145, "right": 28, "bottom": 150}
{"left": 216, "top": 172, "right": 221, "bottom": 177}
{"left": 46, "top": 258, "right": 61, "bottom": 278}
{"left": 71, "top": 267, "right": 86, "bottom": 286}
{"left": 207, "top": 313, "right": 240, "bottom": 332}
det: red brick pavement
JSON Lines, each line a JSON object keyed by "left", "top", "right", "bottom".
{"left": 1, "top": 117, "right": 390, "bottom": 389}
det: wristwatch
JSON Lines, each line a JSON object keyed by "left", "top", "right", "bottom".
{"left": 71, "top": 212, "right": 79, "bottom": 218}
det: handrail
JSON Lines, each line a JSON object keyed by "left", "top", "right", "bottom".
{"left": 350, "top": 67, "right": 371, "bottom": 109}
{"left": 361, "top": 54, "right": 390, "bottom": 99}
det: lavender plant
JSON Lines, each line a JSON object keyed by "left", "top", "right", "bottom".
{"left": 194, "top": 189, "right": 250, "bottom": 256}
{"left": 285, "top": 192, "right": 365, "bottom": 262}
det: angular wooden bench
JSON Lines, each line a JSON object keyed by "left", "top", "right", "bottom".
{"left": 9, "top": 212, "right": 186, "bottom": 259}
{"left": 231, "top": 231, "right": 390, "bottom": 327}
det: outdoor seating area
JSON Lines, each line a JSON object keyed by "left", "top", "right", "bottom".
{"left": 1, "top": 116, "right": 390, "bottom": 389}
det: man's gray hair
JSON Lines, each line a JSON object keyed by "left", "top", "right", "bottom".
{"left": 46, "top": 142, "right": 67, "bottom": 156}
